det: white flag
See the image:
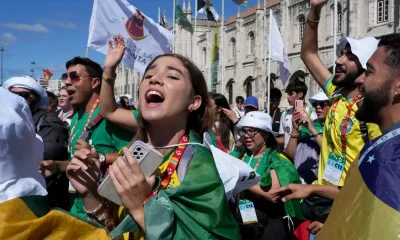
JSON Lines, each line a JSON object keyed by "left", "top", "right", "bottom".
{"left": 87, "top": 0, "right": 175, "bottom": 73}
{"left": 270, "top": 12, "right": 291, "bottom": 86}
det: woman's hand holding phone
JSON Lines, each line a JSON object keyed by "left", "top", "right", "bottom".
{"left": 109, "top": 148, "right": 157, "bottom": 219}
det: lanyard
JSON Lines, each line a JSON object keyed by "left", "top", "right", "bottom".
{"left": 245, "top": 149, "right": 270, "bottom": 172}
{"left": 146, "top": 134, "right": 189, "bottom": 200}
{"left": 327, "top": 95, "right": 361, "bottom": 156}
{"left": 69, "top": 98, "right": 100, "bottom": 145}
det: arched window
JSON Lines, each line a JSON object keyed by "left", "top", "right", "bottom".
{"left": 202, "top": 47, "right": 207, "bottom": 65}
{"left": 248, "top": 32, "right": 255, "bottom": 55}
{"left": 377, "top": 0, "right": 389, "bottom": 23}
{"left": 230, "top": 38, "right": 236, "bottom": 59}
{"left": 227, "top": 81, "right": 233, "bottom": 104}
{"left": 246, "top": 81, "right": 252, "bottom": 97}
{"left": 298, "top": 15, "right": 306, "bottom": 42}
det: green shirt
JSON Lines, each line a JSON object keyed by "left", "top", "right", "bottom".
{"left": 298, "top": 120, "right": 325, "bottom": 142}
{"left": 231, "top": 148, "right": 272, "bottom": 176}
{"left": 69, "top": 106, "right": 134, "bottom": 218}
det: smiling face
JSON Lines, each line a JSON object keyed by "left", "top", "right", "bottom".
{"left": 333, "top": 47, "right": 364, "bottom": 88}
{"left": 139, "top": 56, "right": 202, "bottom": 125}
{"left": 355, "top": 47, "right": 394, "bottom": 123}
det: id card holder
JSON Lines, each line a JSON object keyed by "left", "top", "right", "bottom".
{"left": 239, "top": 199, "right": 258, "bottom": 224}
{"left": 322, "top": 153, "right": 346, "bottom": 185}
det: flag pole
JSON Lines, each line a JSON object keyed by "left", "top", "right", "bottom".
{"left": 173, "top": 0, "right": 176, "bottom": 53}
{"left": 263, "top": 0, "right": 267, "bottom": 111}
{"left": 333, "top": 0, "right": 337, "bottom": 75}
{"left": 85, "top": 47, "right": 89, "bottom": 58}
{"left": 267, "top": 8, "right": 272, "bottom": 114}
{"left": 194, "top": 0, "right": 198, "bottom": 63}
{"left": 220, "top": 0, "right": 225, "bottom": 95}
{"left": 158, "top": 7, "right": 161, "bottom": 24}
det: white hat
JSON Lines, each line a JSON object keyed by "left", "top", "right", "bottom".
{"left": 309, "top": 91, "right": 329, "bottom": 105}
{"left": 336, "top": 37, "right": 379, "bottom": 69}
{"left": 237, "top": 111, "right": 277, "bottom": 136}
{"left": 0, "top": 87, "right": 47, "bottom": 202}
{"left": 2, "top": 76, "right": 49, "bottom": 110}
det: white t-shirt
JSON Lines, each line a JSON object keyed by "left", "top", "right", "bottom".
{"left": 232, "top": 107, "right": 245, "bottom": 119}
{"left": 279, "top": 106, "right": 318, "bottom": 149}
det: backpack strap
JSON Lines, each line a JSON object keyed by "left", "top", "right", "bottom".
{"left": 360, "top": 121, "right": 369, "bottom": 143}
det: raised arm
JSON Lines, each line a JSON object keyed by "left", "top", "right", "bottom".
{"left": 100, "top": 35, "right": 138, "bottom": 131}
{"left": 300, "top": 0, "right": 332, "bottom": 88}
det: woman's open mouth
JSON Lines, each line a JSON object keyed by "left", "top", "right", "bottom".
{"left": 145, "top": 90, "right": 165, "bottom": 108}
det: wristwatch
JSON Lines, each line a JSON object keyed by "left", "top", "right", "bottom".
{"left": 98, "top": 153, "right": 106, "bottom": 174}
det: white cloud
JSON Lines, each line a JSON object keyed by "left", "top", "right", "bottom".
{"left": 1, "top": 23, "right": 49, "bottom": 33}
{"left": 1, "top": 33, "right": 16, "bottom": 42}
{"left": 39, "top": 19, "right": 76, "bottom": 29}
{"left": 0, "top": 33, "right": 17, "bottom": 46}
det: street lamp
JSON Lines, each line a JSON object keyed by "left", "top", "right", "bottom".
{"left": 0, "top": 47, "right": 4, "bottom": 85}
{"left": 31, "top": 61, "right": 36, "bottom": 78}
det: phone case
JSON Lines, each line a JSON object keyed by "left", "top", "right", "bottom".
{"left": 97, "top": 141, "right": 163, "bottom": 206}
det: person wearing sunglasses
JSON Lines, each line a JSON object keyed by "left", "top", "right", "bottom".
{"left": 61, "top": 57, "right": 133, "bottom": 219}
{"left": 285, "top": 92, "right": 330, "bottom": 184}
{"left": 230, "top": 111, "right": 303, "bottom": 239}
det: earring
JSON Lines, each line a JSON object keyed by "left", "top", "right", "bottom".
{"left": 189, "top": 106, "right": 194, "bottom": 112}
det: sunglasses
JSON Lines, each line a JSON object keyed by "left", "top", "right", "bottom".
{"left": 61, "top": 71, "right": 89, "bottom": 82}
{"left": 10, "top": 91, "right": 37, "bottom": 99}
{"left": 312, "top": 101, "right": 329, "bottom": 108}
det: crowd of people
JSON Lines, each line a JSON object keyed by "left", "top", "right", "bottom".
{"left": 1, "top": 0, "right": 400, "bottom": 239}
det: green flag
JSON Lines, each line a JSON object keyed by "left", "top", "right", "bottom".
{"left": 175, "top": 4, "right": 193, "bottom": 33}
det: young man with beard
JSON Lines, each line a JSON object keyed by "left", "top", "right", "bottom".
{"left": 316, "top": 33, "right": 400, "bottom": 240}
{"left": 48, "top": 57, "right": 133, "bottom": 218}
{"left": 301, "top": 0, "right": 381, "bottom": 186}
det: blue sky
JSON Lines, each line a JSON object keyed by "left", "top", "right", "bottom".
{"left": 0, "top": 0, "right": 259, "bottom": 84}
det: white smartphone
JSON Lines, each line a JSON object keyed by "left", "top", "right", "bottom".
{"left": 97, "top": 140, "right": 163, "bottom": 206}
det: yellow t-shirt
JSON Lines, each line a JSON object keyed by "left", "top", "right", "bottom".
{"left": 317, "top": 77, "right": 381, "bottom": 186}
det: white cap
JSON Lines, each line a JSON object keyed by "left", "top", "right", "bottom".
{"left": 336, "top": 37, "right": 379, "bottom": 69}
{"left": 0, "top": 87, "right": 46, "bottom": 201}
{"left": 309, "top": 91, "right": 329, "bottom": 105}
{"left": 237, "top": 111, "right": 277, "bottom": 136}
{"left": 2, "top": 76, "right": 49, "bottom": 110}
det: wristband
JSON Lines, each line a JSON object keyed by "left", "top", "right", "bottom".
{"left": 233, "top": 119, "right": 240, "bottom": 126}
{"left": 102, "top": 74, "right": 116, "bottom": 83}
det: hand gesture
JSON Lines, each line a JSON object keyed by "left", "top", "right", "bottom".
{"left": 302, "top": 109, "right": 313, "bottom": 130}
{"left": 308, "top": 221, "right": 324, "bottom": 234}
{"left": 74, "top": 139, "right": 92, "bottom": 152}
{"left": 109, "top": 148, "right": 157, "bottom": 216}
{"left": 39, "top": 160, "right": 58, "bottom": 178}
{"left": 271, "top": 183, "right": 313, "bottom": 202}
{"left": 104, "top": 34, "right": 126, "bottom": 70}
{"left": 221, "top": 108, "right": 239, "bottom": 123}
{"left": 292, "top": 109, "right": 302, "bottom": 130}
{"left": 311, "top": 0, "right": 328, "bottom": 8}
{"left": 66, "top": 148, "right": 101, "bottom": 197}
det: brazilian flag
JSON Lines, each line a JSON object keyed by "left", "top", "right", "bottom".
{"left": 0, "top": 196, "right": 111, "bottom": 239}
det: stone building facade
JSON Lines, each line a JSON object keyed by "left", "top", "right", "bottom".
{"left": 114, "top": 0, "right": 400, "bottom": 109}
